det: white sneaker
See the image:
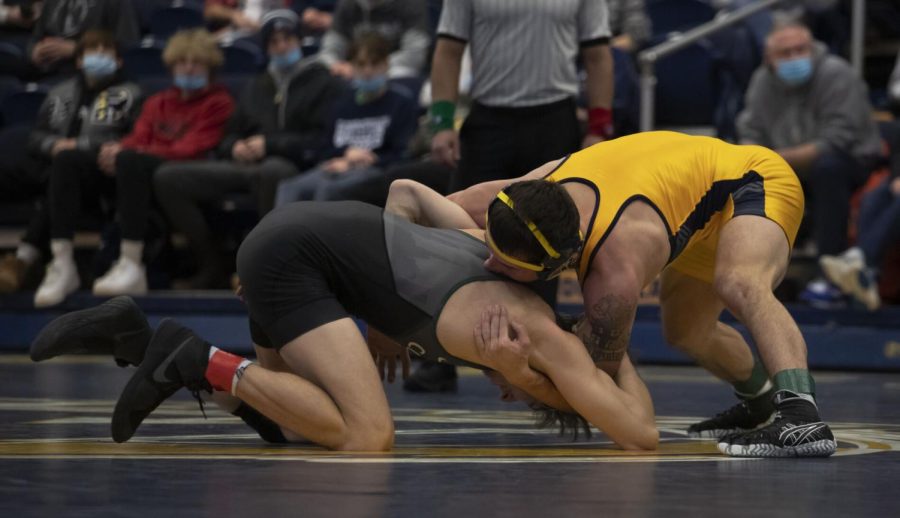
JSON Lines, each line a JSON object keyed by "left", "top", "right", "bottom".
{"left": 34, "top": 259, "right": 79, "bottom": 308}
{"left": 819, "top": 251, "right": 864, "bottom": 296}
{"left": 820, "top": 252, "right": 881, "bottom": 311}
{"left": 92, "top": 258, "right": 147, "bottom": 296}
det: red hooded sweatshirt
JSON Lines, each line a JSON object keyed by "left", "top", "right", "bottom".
{"left": 121, "top": 84, "right": 234, "bottom": 161}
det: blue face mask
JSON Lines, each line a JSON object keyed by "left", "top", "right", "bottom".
{"left": 82, "top": 53, "right": 117, "bottom": 80}
{"left": 776, "top": 56, "right": 813, "bottom": 86}
{"left": 270, "top": 47, "right": 302, "bottom": 69}
{"left": 353, "top": 75, "right": 388, "bottom": 95}
{"left": 174, "top": 73, "right": 209, "bottom": 92}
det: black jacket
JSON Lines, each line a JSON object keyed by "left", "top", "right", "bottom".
{"left": 218, "top": 59, "right": 344, "bottom": 169}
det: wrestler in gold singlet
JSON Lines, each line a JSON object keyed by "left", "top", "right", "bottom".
{"left": 545, "top": 131, "right": 805, "bottom": 283}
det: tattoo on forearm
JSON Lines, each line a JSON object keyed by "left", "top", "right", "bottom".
{"left": 585, "top": 294, "right": 635, "bottom": 364}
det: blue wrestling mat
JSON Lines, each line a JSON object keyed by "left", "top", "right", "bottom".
{"left": 1, "top": 357, "right": 898, "bottom": 517}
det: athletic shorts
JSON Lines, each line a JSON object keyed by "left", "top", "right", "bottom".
{"left": 235, "top": 201, "right": 426, "bottom": 350}
{"left": 667, "top": 158, "right": 804, "bottom": 284}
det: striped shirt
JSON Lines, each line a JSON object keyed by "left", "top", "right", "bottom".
{"left": 437, "top": 0, "right": 610, "bottom": 108}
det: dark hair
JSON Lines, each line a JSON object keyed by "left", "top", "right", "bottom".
{"left": 487, "top": 180, "right": 581, "bottom": 264}
{"left": 529, "top": 401, "right": 592, "bottom": 440}
{"left": 349, "top": 31, "right": 391, "bottom": 64}
{"left": 76, "top": 30, "right": 118, "bottom": 59}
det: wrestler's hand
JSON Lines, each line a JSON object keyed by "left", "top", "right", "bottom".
{"left": 367, "top": 327, "right": 410, "bottom": 383}
{"left": 474, "top": 305, "right": 533, "bottom": 380}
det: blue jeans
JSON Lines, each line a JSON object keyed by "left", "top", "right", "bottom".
{"left": 275, "top": 165, "right": 384, "bottom": 207}
{"left": 857, "top": 178, "right": 900, "bottom": 268}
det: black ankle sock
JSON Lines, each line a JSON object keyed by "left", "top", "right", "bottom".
{"left": 233, "top": 403, "right": 287, "bottom": 443}
{"left": 775, "top": 392, "right": 821, "bottom": 421}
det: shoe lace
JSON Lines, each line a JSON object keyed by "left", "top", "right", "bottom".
{"left": 185, "top": 380, "right": 212, "bottom": 419}
{"left": 712, "top": 400, "right": 750, "bottom": 421}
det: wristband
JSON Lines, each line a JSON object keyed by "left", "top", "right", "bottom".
{"left": 430, "top": 100, "right": 456, "bottom": 134}
{"left": 588, "top": 107, "right": 613, "bottom": 140}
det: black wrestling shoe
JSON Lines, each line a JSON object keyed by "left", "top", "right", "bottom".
{"left": 111, "top": 318, "right": 211, "bottom": 443}
{"left": 30, "top": 296, "right": 152, "bottom": 367}
{"left": 686, "top": 391, "right": 775, "bottom": 439}
{"left": 403, "top": 361, "right": 458, "bottom": 392}
{"left": 717, "top": 390, "right": 837, "bottom": 458}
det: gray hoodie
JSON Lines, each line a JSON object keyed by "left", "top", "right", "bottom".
{"left": 736, "top": 41, "right": 881, "bottom": 166}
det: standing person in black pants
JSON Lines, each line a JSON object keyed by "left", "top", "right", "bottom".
{"left": 404, "top": 0, "right": 616, "bottom": 392}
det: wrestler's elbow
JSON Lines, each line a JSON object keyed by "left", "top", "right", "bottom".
{"left": 386, "top": 179, "right": 422, "bottom": 220}
{"left": 618, "top": 425, "right": 659, "bottom": 451}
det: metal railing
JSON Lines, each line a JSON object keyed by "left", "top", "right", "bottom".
{"left": 637, "top": 0, "right": 866, "bottom": 132}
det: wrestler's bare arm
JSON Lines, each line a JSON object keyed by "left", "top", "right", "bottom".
{"left": 448, "top": 159, "right": 564, "bottom": 228}
{"left": 579, "top": 268, "right": 641, "bottom": 376}
{"left": 579, "top": 209, "right": 670, "bottom": 376}
{"left": 385, "top": 179, "right": 477, "bottom": 228}
{"left": 527, "top": 317, "right": 658, "bottom": 450}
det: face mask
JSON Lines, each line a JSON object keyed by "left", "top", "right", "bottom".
{"left": 270, "top": 47, "right": 302, "bottom": 69}
{"left": 353, "top": 75, "right": 388, "bottom": 95}
{"left": 82, "top": 53, "right": 117, "bottom": 80}
{"left": 776, "top": 56, "right": 813, "bottom": 86}
{"left": 174, "top": 73, "right": 208, "bottom": 92}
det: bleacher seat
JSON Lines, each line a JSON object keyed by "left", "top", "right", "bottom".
{"left": 0, "top": 76, "right": 22, "bottom": 125}
{"left": 149, "top": 4, "right": 206, "bottom": 39}
{"left": 647, "top": 0, "right": 716, "bottom": 36}
{"left": 221, "top": 42, "right": 264, "bottom": 75}
{"left": 137, "top": 76, "right": 173, "bottom": 97}
{"left": 220, "top": 74, "right": 253, "bottom": 100}
{"left": 0, "top": 41, "right": 23, "bottom": 60}
{"left": 122, "top": 40, "right": 168, "bottom": 80}
{"left": 650, "top": 35, "right": 717, "bottom": 127}
{"left": 611, "top": 47, "right": 640, "bottom": 136}
{"left": 0, "top": 86, "right": 47, "bottom": 127}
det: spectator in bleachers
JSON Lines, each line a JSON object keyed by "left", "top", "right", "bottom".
{"left": 819, "top": 54, "right": 900, "bottom": 311}
{"left": 30, "top": 30, "right": 143, "bottom": 306}
{"left": 204, "top": 0, "right": 289, "bottom": 42}
{"left": 735, "top": 20, "right": 882, "bottom": 307}
{"left": 85, "top": 29, "right": 233, "bottom": 298}
{"left": 608, "top": 0, "right": 651, "bottom": 54}
{"left": 318, "top": 0, "right": 429, "bottom": 81}
{"left": 294, "top": 0, "right": 336, "bottom": 35}
{"left": 23, "top": 0, "right": 139, "bottom": 81}
{"left": 0, "top": 1, "right": 40, "bottom": 32}
{"left": 0, "top": 1, "right": 41, "bottom": 80}
{"left": 274, "top": 31, "right": 416, "bottom": 205}
{"left": 153, "top": 10, "right": 341, "bottom": 289}
{"left": 0, "top": 30, "right": 141, "bottom": 303}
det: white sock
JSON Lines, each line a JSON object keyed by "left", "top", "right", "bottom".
{"left": 736, "top": 379, "right": 773, "bottom": 400}
{"left": 16, "top": 242, "right": 40, "bottom": 265}
{"left": 120, "top": 240, "right": 144, "bottom": 264}
{"left": 50, "top": 239, "right": 74, "bottom": 264}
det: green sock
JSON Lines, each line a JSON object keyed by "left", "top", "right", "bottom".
{"left": 732, "top": 357, "right": 772, "bottom": 399}
{"left": 773, "top": 368, "right": 816, "bottom": 398}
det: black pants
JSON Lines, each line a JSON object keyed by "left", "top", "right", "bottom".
{"left": 49, "top": 148, "right": 115, "bottom": 239}
{"left": 806, "top": 148, "right": 873, "bottom": 256}
{"left": 114, "top": 150, "right": 164, "bottom": 241}
{"left": 454, "top": 97, "right": 581, "bottom": 191}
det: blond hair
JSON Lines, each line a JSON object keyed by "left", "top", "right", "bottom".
{"left": 162, "top": 29, "right": 223, "bottom": 69}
